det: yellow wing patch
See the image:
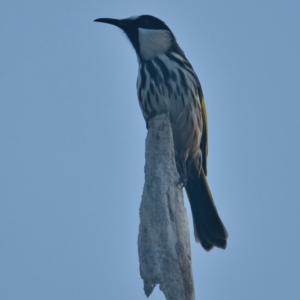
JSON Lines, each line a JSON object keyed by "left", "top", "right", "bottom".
{"left": 200, "top": 96, "right": 208, "bottom": 175}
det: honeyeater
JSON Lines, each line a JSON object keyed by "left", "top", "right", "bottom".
{"left": 94, "top": 15, "right": 228, "bottom": 251}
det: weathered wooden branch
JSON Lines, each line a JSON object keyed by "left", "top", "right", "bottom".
{"left": 138, "top": 114, "right": 195, "bottom": 300}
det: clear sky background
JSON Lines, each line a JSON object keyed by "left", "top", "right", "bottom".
{"left": 1, "top": 1, "right": 300, "bottom": 299}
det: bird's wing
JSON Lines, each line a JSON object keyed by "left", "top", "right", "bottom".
{"left": 200, "top": 96, "right": 208, "bottom": 175}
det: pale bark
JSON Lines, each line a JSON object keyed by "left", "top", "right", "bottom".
{"left": 138, "top": 114, "right": 195, "bottom": 300}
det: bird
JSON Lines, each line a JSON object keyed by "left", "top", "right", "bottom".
{"left": 94, "top": 15, "right": 228, "bottom": 251}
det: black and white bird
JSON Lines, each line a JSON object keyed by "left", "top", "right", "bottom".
{"left": 94, "top": 15, "right": 228, "bottom": 251}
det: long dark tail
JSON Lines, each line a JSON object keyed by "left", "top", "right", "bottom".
{"left": 185, "top": 168, "right": 228, "bottom": 251}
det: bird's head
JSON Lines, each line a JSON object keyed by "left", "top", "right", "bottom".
{"left": 94, "top": 15, "right": 178, "bottom": 61}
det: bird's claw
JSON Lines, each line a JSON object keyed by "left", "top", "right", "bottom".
{"left": 177, "top": 159, "right": 188, "bottom": 189}
{"left": 146, "top": 110, "right": 158, "bottom": 129}
{"left": 177, "top": 175, "right": 187, "bottom": 189}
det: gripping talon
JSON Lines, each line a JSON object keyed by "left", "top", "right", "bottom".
{"left": 177, "top": 159, "right": 188, "bottom": 189}
{"left": 146, "top": 110, "right": 158, "bottom": 129}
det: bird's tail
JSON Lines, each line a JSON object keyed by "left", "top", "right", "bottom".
{"left": 185, "top": 168, "right": 228, "bottom": 251}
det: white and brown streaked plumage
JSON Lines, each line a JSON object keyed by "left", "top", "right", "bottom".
{"left": 95, "top": 15, "right": 228, "bottom": 251}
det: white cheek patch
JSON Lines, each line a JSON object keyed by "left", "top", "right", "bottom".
{"left": 138, "top": 28, "right": 172, "bottom": 60}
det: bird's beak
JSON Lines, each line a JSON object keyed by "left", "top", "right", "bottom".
{"left": 94, "top": 18, "right": 128, "bottom": 30}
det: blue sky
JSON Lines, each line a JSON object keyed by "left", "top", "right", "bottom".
{"left": 1, "top": 1, "right": 300, "bottom": 299}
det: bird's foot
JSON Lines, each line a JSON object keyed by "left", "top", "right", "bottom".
{"left": 177, "top": 160, "right": 188, "bottom": 189}
{"left": 177, "top": 175, "right": 187, "bottom": 190}
{"left": 146, "top": 110, "right": 158, "bottom": 129}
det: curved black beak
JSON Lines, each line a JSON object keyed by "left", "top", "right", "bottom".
{"left": 94, "top": 18, "right": 127, "bottom": 30}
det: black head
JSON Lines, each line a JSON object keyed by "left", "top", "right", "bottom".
{"left": 132, "top": 15, "right": 171, "bottom": 31}
{"left": 94, "top": 15, "right": 178, "bottom": 61}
